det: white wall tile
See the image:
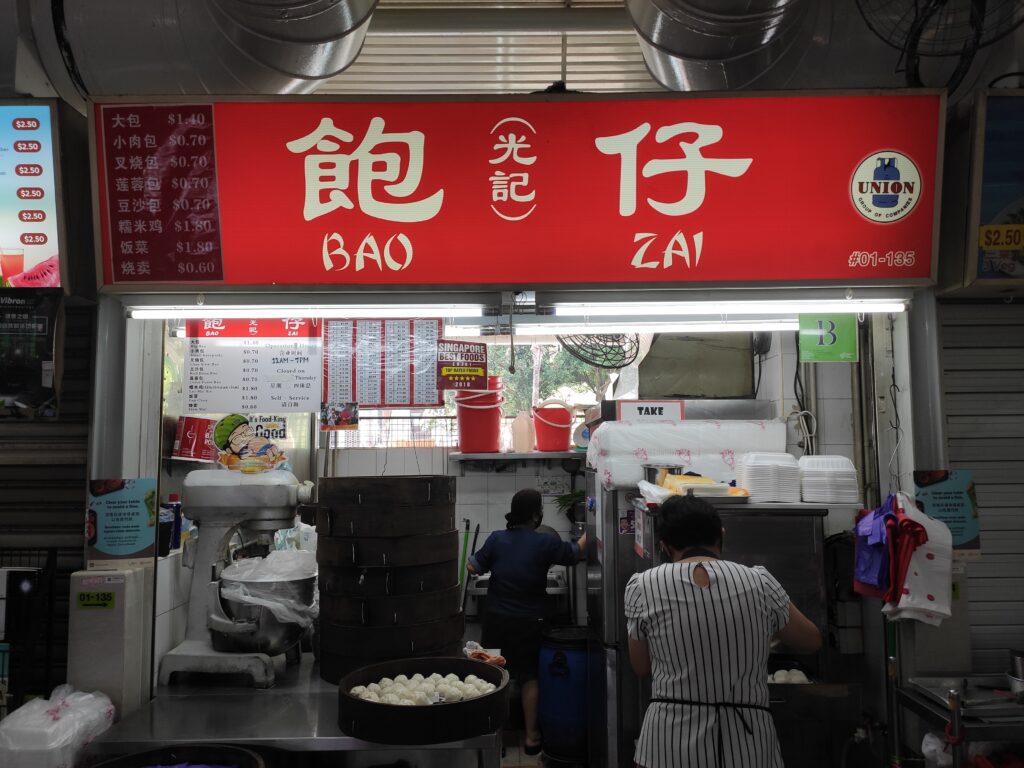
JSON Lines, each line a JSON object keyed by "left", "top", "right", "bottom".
{"left": 816, "top": 363, "right": 854, "bottom": 398}
{"left": 542, "top": 505, "right": 572, "bottom": 533}
{"left": 487, "top": 474, "right": 518, "bottom": 497}
{"left": 342, "top": 449, "right": 376, "bottom": 477}
{"left": 377, "top": 449, "right": 408, "bottom": 476}
{"left": 456, "top": 504, "right": 488, "bottom": 532}
{"left": 488, "top": 503, "right": 512, "bottom": 531}
{"left": 457, "top": 476, "right": 489, "bottom": 505}
{"left": 821, "top": 443, "right": 856, "bottom": 462}
{"left": 173, "top": 553, "right": 191, "bottom": 610}
{"left": 515, "top": 461, "right": 541, "bottom": 477}
{"left": 819, "top": 400, "right": 855, "bottom": 446}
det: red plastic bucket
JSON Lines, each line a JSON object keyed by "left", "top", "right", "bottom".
{"left": 532, "top": 400, "right": 573, "bottom": 452}
{"left": 455, "top": 376, "right": 504, "bottom": 453}
{"left": 171, "top": 416, "right": 219, "bottom": 462}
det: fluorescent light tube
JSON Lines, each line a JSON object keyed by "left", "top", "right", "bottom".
{"left": 553, "top": 300, "right": 906, "bottom": 317}
{"left": 516, "top": 320, "right": 800, "bottom": 335}
{"left": 129, "top": 304, "right": 485, "bottom": 320}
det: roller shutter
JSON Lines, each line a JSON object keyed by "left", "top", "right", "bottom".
{"left": 940, "top": 301, "right": 1024, "bottom": 673}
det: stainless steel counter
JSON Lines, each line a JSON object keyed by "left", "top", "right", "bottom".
{"left": 87, "top": 656, "right": 502, "bottom": 766}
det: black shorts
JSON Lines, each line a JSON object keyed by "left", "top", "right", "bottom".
{"left": 481, "top": 612, "right": 544, "bottom": 683}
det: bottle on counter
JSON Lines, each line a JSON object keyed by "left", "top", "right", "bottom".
{"left": 511, "top": 411, "right": 535, "bottom": 453}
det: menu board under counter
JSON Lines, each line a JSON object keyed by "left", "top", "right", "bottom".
{"left": 0, "top": 102, "right": 62, "bottom": 289}
{"left": 185, "top": 319, "right": 322, "bottom": 414}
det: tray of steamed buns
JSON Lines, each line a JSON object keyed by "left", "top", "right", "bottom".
{"left": 337, "top": 657, "right": 510, "bottom": 744}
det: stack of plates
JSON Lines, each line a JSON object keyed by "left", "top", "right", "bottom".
{"left": 799, "top": 455, "right": 860, "bottom": 504}
{"left": 736, "top": 453, "right": 801, "bottom": 503}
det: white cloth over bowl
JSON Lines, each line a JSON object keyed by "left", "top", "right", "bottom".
{"left": 587, "top": 419, "right": 787, "bottom": 489}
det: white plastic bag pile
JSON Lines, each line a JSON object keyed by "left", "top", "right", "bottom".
{"left": 220, "top": 549, "right": 319, "bottom": 628}
{"left": 0, "top": 685, "right": 115, "bottom": 768}
{"left": 736, "top": 453, "right": 801, "bottom": 503}
{"left": 799, "top": 455, "right": 860, "bottom": 504}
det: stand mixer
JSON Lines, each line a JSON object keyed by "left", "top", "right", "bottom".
{"left": 158, "top": 469, "right": 314, "bottom": 688}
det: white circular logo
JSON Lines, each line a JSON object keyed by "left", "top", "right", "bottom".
{"left": 850, "top": 151, "right": 922, "bottom": 223}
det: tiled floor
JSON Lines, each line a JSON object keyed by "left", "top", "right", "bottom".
{"left": 500, "top": 730, "right": 543, "bottom": 767}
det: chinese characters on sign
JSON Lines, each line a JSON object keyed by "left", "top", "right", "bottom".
{"left": 99, "top": 105, "right": 223, "bottom": 282}
{"left": 488, "top": 117, "right": 537, "bottom": 222}
{"left": 184, "top": 319, "right": 322, "bottom": 414}
{"left": 87, "top": 478, "right": 157, "bottom": 569}
{"left": 323, "top": 318, "right": 442, "bottom": 408}
{"left": 95, "top": 96, "right": 941, "bottom": 287}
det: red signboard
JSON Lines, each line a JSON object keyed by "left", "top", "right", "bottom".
{"left": 94, "top": 94, "right": 942, "bottom": 288}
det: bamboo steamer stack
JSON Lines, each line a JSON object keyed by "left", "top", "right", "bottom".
{"left": 316, "top": 475, "right": 464, "bottom": 683}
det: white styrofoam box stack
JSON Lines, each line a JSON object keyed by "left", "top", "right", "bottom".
{"left": 799, "top": 455, "right": 860, "bottom": 505}
{"left": 736, "top": 453, "right": 801, "bottom": 503}
{"left": 587, "top": 420, "right": 787, "bottom": 489}
{"left": 67, "top": 569, "right": 147, "bottom": 720}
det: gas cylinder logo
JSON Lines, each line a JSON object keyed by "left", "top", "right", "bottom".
{"left": 850, "top": 151, "right": 921, "bottom": 223}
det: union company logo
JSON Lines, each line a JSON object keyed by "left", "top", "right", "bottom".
{"left": 850, "top": 151, "right": 921, "bottom": 223}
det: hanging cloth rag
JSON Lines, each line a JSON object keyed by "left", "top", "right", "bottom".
{"left": 882, "top": 492, "right": 953, "bottom": 627}
{"left": 853, "top": 495, "right": 897, "bottom": 598}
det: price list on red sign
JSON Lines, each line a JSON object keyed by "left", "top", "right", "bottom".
{"left": 323, "top": 318, "right": 442, "bottom": 408}
{"left": 0, "top": 103, "right": 60, "bottom": 288}
{"left": 98, "top": 105, "right": 223, "bottom": 282}
{"left": 185, "top": 319, "right": 322, "bottom": 414}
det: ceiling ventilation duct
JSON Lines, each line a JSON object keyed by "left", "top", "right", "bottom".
{"left": 24, "top": 0, "right": 376, "bottom": 107}
{"left": 626, "top": 0, "right": 827, "bottom": 91}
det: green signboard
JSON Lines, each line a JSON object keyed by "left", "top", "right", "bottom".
{"left": 799, "top": 315, "right": 858, "bottom": 363}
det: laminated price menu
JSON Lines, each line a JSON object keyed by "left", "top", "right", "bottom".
{"left": 323, "top": 318, "right": 442, "bottom": 408}
{"left": 185, "top": 319, "right": 321, "bottom": 414}
{"left": 0, "top": 102, "right": 61, "bottom": 288}
{"left": 96, "top": 104, "right": 223, "bottom": 283}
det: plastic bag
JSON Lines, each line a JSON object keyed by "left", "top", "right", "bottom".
{"left": 0, "top": 684, "right": 115, "bottom": 768}
{"left": 220, "top": 581, "right": 319, "bottom": 628}
{"left": 274, "top": 521, "right": 318, "bottom": 553}
{"left": 637, "top": 480, "right": 674, "bottom": 505}
{"left": 221, "top": 549, "right": 316, "bottom": 582}
{"left": 922, "top": 732, "right": 1005, "bottom": 768}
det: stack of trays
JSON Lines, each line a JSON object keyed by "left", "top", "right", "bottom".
{"left": 736, "top": 453, "right": 801, "bottom": 503}
{"left": 316, "top": 476, "right": 464, "bottom": 684}
{"left": 798, "top": 456, "right": 860, "bottom": 504}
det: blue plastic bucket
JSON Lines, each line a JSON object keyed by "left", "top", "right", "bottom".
{"left": 537, "top": 626, "right": 588, "bottom": 762}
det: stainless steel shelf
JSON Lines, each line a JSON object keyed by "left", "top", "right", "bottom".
{"left": 449, "top": 451, "right": 584, "bottom": 461}
{"left": 87, "top": 655, "right": 502, "bottom": 763}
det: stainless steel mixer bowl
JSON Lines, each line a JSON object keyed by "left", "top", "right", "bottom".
{"left": 213, "top": 575, "right": 316, "bottom": 656}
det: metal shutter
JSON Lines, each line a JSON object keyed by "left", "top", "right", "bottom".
{"left": 0, "top": 304, "right": 93, "bottom": 546}
{"left": 940, "top": 301, "right": 1024, "bottom": 673}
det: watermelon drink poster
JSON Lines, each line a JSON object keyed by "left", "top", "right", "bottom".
{"left": 0, "top": 103, "right": 60, "bottom": 288}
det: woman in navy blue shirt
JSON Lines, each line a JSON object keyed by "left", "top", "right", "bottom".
{"left": 468, "top": 488, "right": 587, "bottom": 754}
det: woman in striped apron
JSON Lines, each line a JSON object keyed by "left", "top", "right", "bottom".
{"left": 624, "top": 495, "right": 821, "bottom": 767}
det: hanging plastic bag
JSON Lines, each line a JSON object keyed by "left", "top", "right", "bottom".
{"left": 274, "top": 521, "right": 318, "bottom": 553}
{"left": 0, "top": 685, "right": 115, "bottom": 768}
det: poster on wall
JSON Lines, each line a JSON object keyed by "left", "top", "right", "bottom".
{"left": 323, "top": 318, "right": 442, "bottom": 408}
{"left": 184, "top": 318, "right": 322, "bottom": 414}
{"left": 86, "top": 479, "right": 157, "bottom": 569}
{"left": 0, "top": 102, "right": 61, "bottom": 289}
{"left": 0, "top": 288, "right": 61, "bottom": 413}
{"left": 93, "top": 94, "right": 942, "bottom": 289}
{"left": 437, "top": 340, "right": 487, "bottom": 390}
{"left": 975, "top": 94, "right": 1024, "bottom": 280}
{"left": 913, "top": 470, "right": 981, "bottom": 559}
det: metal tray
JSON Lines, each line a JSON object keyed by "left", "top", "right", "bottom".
{"left": 909, "top": 675, "right": 1024, "bottom": 719}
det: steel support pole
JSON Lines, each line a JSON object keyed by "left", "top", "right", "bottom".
{"left": 908, "top": 288, "right": 949, "bottom": 470}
